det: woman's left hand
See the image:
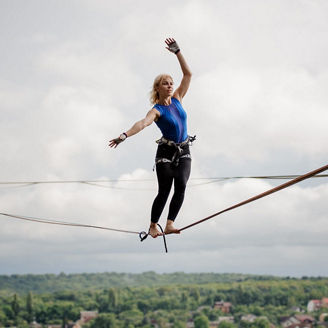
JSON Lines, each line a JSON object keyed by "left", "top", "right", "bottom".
{"left": 109, "top": 137, "right": 122, "bottom": 148}
{"left": 109, "top": 134, "right": 126, "bottom": 148}
{"left": 165, "top": 38, "right": 180, "bottom": 54}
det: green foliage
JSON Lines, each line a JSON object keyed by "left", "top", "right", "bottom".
{"left": 11, "top": 294, "right": 19, "bottom": 317}
{"left": 0, "top": 272, "right": 280, "bottom": 294}
{"left": 194, "top": 314, "right": 209, "bottom": 328}
{"left": 88, "top": 313, "right": 117, "bottom": 328}
{"left": 219, "top": 321, "right": 236, "bottom": 328}
{"left": 172, "top": 321, "right": 185, "bottom": 328}
{"left": 26, "top": 291, "right": 33, "bottom": 323}
{"left": 119, "top": 307, "right": 143, "bottom": 326}
{"left": 0, "top": 273, "right": 327, "bottom": 327}
{"left": 250, "top": 318, "right": 271, "bottom": 328}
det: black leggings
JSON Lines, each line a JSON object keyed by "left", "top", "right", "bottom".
{"left": 151, "top": 158, "right": 191, "bottom": 223}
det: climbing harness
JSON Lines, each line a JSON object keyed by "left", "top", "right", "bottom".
{"left": 154, "top": 135, "right": 196, "bottom": 169}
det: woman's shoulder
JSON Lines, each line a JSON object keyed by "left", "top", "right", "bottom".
{"left": 152, "top": 103, "right": 162, "bottom": 110}
{"left": 172, "top": 97, "right": 185, "bottom": 108}
{"left": 151, "top": 106, "right": 162, "bottom": 118}
{"left": 172, "top": 96, "right": 182, "bottom": 105}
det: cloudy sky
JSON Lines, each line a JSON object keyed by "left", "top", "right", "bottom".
{"left": 1, "top": 0, "right": 328, "bottom": 276}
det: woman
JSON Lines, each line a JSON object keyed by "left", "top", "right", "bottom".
{"left": 109, "top": 38, "right": 192, "bottom": 238}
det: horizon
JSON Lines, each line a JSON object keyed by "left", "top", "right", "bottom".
{"left": 1, "top": 271, "right": 327, "bottom": 279}
{"left": 1, "top": 0, "right": 328, "bottom": 276}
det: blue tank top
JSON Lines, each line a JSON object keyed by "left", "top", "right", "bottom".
{"left": 153, "top": 97, "right": 188, "bottom": 143}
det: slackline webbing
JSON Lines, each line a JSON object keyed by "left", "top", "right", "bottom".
{"left": 0, "top": 212, "right": 167, "bottom": 252}
{"left": 178, "top": 163, "right": 328, "bottom": 232}
{"left": 1, "top": 164, "right": 328, "bottom": 253}
{"left": 0, "top": 212, "right": 140, "bottom": 235}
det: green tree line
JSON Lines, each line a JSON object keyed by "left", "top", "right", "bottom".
{"left": 0, "top": 274, "right": 327, "bottom": 327}
{"left": 0, "top": 272, "right": 282, "bottom": 295}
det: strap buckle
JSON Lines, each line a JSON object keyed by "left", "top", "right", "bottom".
{"left": 139, "top": 231, "right": 148, "bottom": 241}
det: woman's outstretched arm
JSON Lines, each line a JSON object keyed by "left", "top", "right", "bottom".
{"left": 109, "top": 108, "right": 159, "bottom": 148}
{"left": 165, "top": 38, "right": 192, "bottom": 101}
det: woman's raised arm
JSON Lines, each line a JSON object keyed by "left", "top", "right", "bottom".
{"left": 165, "top": 38, "right": 192, "bottom": 101}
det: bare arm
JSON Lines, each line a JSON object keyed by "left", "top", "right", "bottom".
{"left": 173, "top": 51, "right": 192, "bottom": 101}
{"left": 109, "top": 108, "right": 159, "bottom": 148}
{"left": 165, "top": 38, "right": 192, "bottom": 102}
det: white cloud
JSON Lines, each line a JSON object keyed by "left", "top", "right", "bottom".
{"left": 1, "top": 0, "right": 328, "bottom": 275}
{"left": 188, "top": 66, "right": 328, "bottom": 162}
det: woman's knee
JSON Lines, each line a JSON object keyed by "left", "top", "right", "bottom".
{"left": 157, "top": 189, "right": 171, "bottom": 201}
{"left": 156, "top": 182, "right": 173, "bottom": 199}
{"left": 175, "top": 174, "right": 188, "bottom": 190}
{"left": 173, "top": 183, "right": 187, "bottom": 197}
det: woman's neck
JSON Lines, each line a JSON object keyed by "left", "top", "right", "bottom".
{"left": 158, "top": 96, "right": 171, "bottom": 106}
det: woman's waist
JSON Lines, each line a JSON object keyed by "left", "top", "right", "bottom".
{"left": 156, "top": 136, "right": 190, "bottom": 147}
{"left": 155, "top": 143, "right": 190, "bottom": 159}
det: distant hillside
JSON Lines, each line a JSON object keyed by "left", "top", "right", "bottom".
{"left": 1, "top": 273, "right": 327, "bottom": 327}
{"left": 0, "top": 272, "right": 283, "bottom": 294}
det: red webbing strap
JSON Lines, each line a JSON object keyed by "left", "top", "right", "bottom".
{"left": 179, "top": 163, "right": 328, "bottom": 232}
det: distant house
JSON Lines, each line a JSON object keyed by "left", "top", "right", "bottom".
{"left": 307, "top": 300, "right": 322, "bottom": 312}
{"left": 280, "top": 314, "right": 315, "bottom": 328}
{"left": 241, "top": 314, "right": 258, "bottom": 323}
{"left": 214, "top": 301, "right": 232, "bottom": 313}
{"left": 307, "top": 298, "right": 328, "bottom": 312}
{"left": 218, "top": 316, "right": 235, "bottom": 324}
{"left": 73, "top": 310, "right": 98, "bottom": 327}
{"left": 295, "top": 315, "right": 316, "bottom": 326}
{"left": 323, "top": 299, "right": 328, "bottom": 308}
{"left": 281, "top": 315, "right": 300, "bottom": 328}
{"left": 80, "top": 311, "right": 98, "bottom": 323}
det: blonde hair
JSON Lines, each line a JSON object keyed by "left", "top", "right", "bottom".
{"left": 149, "top": 74, "right": 173, "bottom": 105}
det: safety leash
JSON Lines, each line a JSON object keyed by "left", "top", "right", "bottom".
{"left": 157, "top": 223, "right": 168, "bottom": 253}
{"left": 139, "top": 223, "right": 168, "bottom": 253}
